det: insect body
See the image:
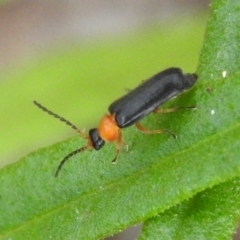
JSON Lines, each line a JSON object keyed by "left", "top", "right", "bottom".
{"left": 34, "top": 67, "right": 197, "bottom": 177}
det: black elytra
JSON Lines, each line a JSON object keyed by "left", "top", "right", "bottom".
{"left": 109, "top": 67, "right": 197, "bottom": 128}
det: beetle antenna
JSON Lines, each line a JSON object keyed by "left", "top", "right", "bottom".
{"left": 33, "top": 100, "right": 79, "bottom": 131}
{"left": 55, "top": 146, "right": 88, "bottom": 177}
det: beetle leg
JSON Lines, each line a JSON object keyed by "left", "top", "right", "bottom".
{"left": 154, "top": 106, "right": 196, "bottom": 114}
{"left": 135, "top": 122, "right": 176, "bottom": 139}
{"left": 121, "top": 139, "right": 129, "bottom": 152}
{"left": 112, "top": 129, "right": 123, "bottom": 163}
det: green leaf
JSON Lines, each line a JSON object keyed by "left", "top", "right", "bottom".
{"left": 139, "top": 178, "right": 240, "bottom": 240}
{"left": 198, "top": 0, "right": 240, "bottom": 79}
{"left": 140, "top": 0, "right": 240, "bottom": 239}
{"left": 1, "top": 71, "right": 240, "bottom": 239}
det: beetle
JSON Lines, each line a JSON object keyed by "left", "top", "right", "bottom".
{"left": 34, "top": 67, "right": 197, "bottom": 177}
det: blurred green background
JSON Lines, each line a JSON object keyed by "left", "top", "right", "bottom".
{"left": 0, "top": 1, "right": 207, "bottom": 170}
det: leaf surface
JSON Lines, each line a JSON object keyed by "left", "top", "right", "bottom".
{"left": 140, "top": 0, "right": 240, "bottom": 239}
